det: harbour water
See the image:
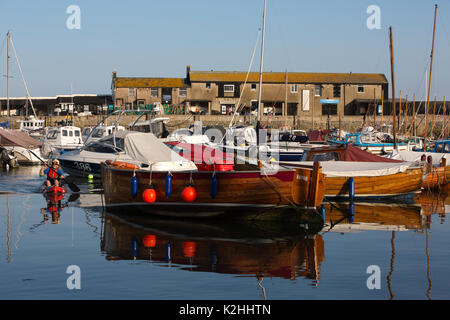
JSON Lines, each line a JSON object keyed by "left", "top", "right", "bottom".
{"left": 1, "top": 166, "right": 449, "bottom": 300}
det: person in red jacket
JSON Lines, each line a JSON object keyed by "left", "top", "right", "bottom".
{"left": 40, "top": 159, "right": 65, "bottom": 187}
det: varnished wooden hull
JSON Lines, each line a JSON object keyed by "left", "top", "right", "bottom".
{"left": 323, "top": 167, "right": 424, "bottom": 200}
{"left": 101, "top": 163, "right": 325, "bottom": 218}
{"left": 422, "top": 166, "right": 449, "bottom": 190}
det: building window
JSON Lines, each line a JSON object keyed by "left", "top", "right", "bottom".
{"left": 333, "top": 84, "right": 341, "bottom": 98}
{"left": 115, "top": 98, "right": 123, "bottom": 106}
{"left": 358, "top": 85, "right": 364, "bottom": 93}
{"left": 128, "top": 88, "right": 134, "bottom": 97}
{"left": 322, "top": 104, "right": 337, "bottom": 115}
{"left": 151, "top": 88, "right": 158, "bottom": 97}
{"left": 287, "top": 103, "right": 298, "bottom": 116}
{"left": 290, "top": 84, "right": 298, "bottom": 93}
{"left": 206, "top": 83, "right": 211, "bottom": 89}
{"left": 315, "top": 85, "right": 322, "bottom": 97}
{"left": 137, "top": 100, "right": 145, "bottom": 106}
{"left": 251, "top": 100, "right": 258, "bottom": 111}
{"left": 251, "top": 83, "right": 257, "bottom": 90}
{"left": 179, "top": 87, "right": 187, "bottom": 96}
{"left": 223, "top": 84, "right": 235, "bottom": 93}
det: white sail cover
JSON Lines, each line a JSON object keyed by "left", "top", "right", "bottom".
{"left": 386, "top": 150, "right": 450, "bottom": 165}
{"left": 300, "top": 161, "right": 418, "bottom": 177}
{"left": 122, "top": 131, "right": 197, "bottom": 171}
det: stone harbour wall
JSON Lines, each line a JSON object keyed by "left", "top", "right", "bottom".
{"left": 0, "top": 114, "right": 444, "bottom": 136}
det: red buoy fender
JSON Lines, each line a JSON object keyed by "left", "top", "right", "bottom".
{"left": 182, "top": 185, "right": 197, "bottom": 202}
{"left": 143, "top": 185, "right": 157, "bottom": 203}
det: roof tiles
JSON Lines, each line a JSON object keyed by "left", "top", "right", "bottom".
{"left": 114, "top": 77, "right": 187, "bottom": 88}
{"left": 189, "top": 71, "right": 387, "bottom": 84}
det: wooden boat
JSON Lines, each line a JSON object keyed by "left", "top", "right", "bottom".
{"left": 101, "top": 162, "right": 325, "bottom": 217}
{"left": 385, "top": 150, "right": 450, "bottom": 189}
{"left": 100, "top": 132, "right": 326, "bottom": 217}
{"left": 280, "top": 144, "right": 424, "bottom": 200}
{"left": 320, "top": 164, "right": 423, "bottom": 200}
{"left": 422, "top": 162, "right": 449, "bottom": 190}
{"left": 306, "top": 144, "right": 449, "bottom": 190}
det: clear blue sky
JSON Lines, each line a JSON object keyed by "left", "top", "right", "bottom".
{"left": 1, "top": 0, "right": 449, "bottom": 101}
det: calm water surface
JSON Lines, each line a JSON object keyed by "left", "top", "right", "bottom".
{"left": 0, "top": 166, "right": 449, "bottom": 300}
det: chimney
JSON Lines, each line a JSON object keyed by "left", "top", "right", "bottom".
{"left": 185, "top": 65, "right": 191, "bottom": 85}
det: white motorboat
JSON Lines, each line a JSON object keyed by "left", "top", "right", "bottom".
{"left": 58, "top": 130, "right": 195, "bottom": 178}
{"left": 129, "top": 117, "right": 170, "bottom": 138}
{"left": 17, "top": 115, "right": 46, "bottom": 140}
{"left": 83, "top": 124, "right": 125, "bottom": 144}
{"left": 41, "top": 125, "right": 84, "bottom": 157}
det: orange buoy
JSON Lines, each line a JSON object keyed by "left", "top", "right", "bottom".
{"left": 182, "top": 241, "right": 196, "bottom": 258}
{"left": 142, "top": 235, "right": 156, "bottom": 248}
{"left": 182, "top": 185, "right": 197, "bottom": 202}
{"left": 143, "top": 186, "right": 157, "bottom": 203}
{"left": 106, "top": 159, "right": 140, "bottom": 170}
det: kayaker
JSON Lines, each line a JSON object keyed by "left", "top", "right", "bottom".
{"left": 40, "top": 159, "right": 65, "bottom": 187}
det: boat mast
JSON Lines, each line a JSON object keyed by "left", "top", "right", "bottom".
{"left": 413, "top": 94, "right": 416, "bottom": 137}
{"left": 284, "top": 68, "right": 288, "bottom": 128}
{"left": 424, "top": 4, "right": 438, "bottom": 151}
{"left": 6, "top": 31, "right": 10, "bottom": 120}
{"left": 256, "top": 0, "right": 267, "bottom": 133}
{"left": 389, "top": 26, "right": 397, "bottom": 149}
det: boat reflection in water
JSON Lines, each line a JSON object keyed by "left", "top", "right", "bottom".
{"left": 94, "top": 190, "right": 448, "bottom": 295}
{"left": 320, "top": 190, "right": 448, "bottom": 233}
{"left": 101, "top": 208, "right": 326, "bottom": 286}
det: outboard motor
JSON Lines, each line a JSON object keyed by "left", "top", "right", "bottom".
{"left": 0, "top": 147, "right": 18, "bottom": 171}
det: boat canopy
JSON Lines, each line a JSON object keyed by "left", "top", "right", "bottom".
{"left": 302, "top": 160, "right": 417, "bottom": 177}
{"left": 386, "top": 150, "right": 450, "bottom": 165}
{"left": 120, "top": 131, "right": 197, "bottom": 170}
{"left": 341, "top": 145, "right": 403, "bottom": 162}
{"left": 0, "top": 128, "right": 42, "bottom": 149}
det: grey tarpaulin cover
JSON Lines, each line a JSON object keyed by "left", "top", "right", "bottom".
{"left": 122, "top": 131, "right": 193, "bottom": 165}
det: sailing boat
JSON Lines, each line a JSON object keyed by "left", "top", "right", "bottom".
{"left": 1, "top": 32, "right": 48, "bottom": 165}
{"left": 2, "top": 32, "right": 45, "bottom": 137}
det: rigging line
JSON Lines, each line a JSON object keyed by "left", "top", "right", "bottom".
{"left": 374, "top": 31, "right": 389, "bottom": 73}
{"left": 437, "top": 9, "right": 450, "bottom": 48}
{"left": 226, "top": 27, "right": 262, "bottom": 131}
{"left": 413, "top": 59, "right": 430, "bottom": 102}
{"left": 0, "top": 35, "right": 7, "bottom": 72}
{"left": 164, "top": 114, "right": 194, "bottom": 128}
{"left": 9, "top": 35, "right": 37, "bottom": 118}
